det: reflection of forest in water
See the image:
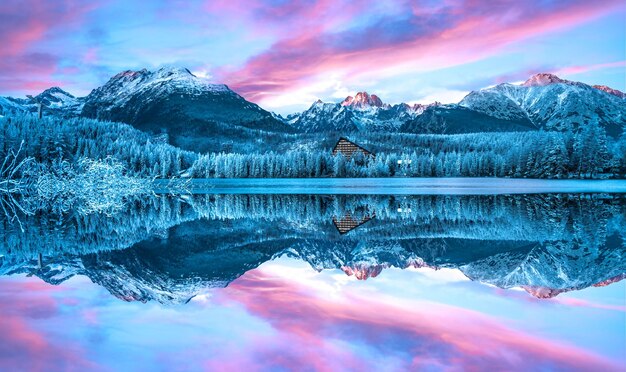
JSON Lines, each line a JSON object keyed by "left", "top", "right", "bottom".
{"left": 1, "top": 193, "right": 624, "bottom": 303}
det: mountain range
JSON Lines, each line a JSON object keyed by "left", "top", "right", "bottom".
{"left": 2, "top": 230, "right": 623, "bottom": 304}
{"left": 1, "top": 68, "right": 624, "bottom": 152}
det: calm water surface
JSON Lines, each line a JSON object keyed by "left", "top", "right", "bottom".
{"left": 0, "top": 186, "right": 625, "bottom": 371}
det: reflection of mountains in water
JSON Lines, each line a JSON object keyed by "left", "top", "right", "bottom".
{"left": 1, "top": 194, "right": 624, "bottom": 303}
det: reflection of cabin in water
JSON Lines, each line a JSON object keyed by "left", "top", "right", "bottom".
{"left": 332, "top": 212, "right": 376, "bottom": 235}
{"left": 332, "top": 137, "right": 375, "bottom": 160}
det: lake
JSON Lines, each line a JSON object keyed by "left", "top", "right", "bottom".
{"left": 0, "top": 180, "right": 625, "bottom": 371}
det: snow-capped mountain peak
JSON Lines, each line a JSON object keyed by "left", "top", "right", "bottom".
{"left": 80, "top": 67, "right": 292, "bottom": 151}
{"left": 99, "top": 66, "right": 230, "bottom": 103}
{"left": 522, "top": 73, "right": 568, "bottom": 87}
{"left": 291, "top": 92, "right": 426, "bottom": 133}
{"left": 342, "top": 92, "right": 385, "bottom": 108}
{"left": 37, "top": 86, "right": 74, "bottom": 98}
{"left": 457, "top": 72, "right": 626, "bottom": 137}
{"left": 34, "top": 87, "right": 78, "bottom": 108}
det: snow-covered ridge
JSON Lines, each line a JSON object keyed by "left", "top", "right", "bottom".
{"left": 87, "top": 66, "right": 232, "bottom": 109}
{"left": 459, "top": 73, "right": 626, "bottom": 136}
{"left": 35, "top": 86, "right": 82, "bottom": 109}
{"left": 290, "top": 72, "right": 624, "bottom": 135}
{"left": 593, "top": 84, "right": 626, "bottom": 98}
{"left": 0, "top": 86, "right": 83, "bottom": 117}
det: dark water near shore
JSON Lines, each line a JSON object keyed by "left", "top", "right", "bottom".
{"left": 0, "top": 185, "right": 624, "bottom": 371}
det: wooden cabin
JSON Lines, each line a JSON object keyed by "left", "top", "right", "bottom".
{"left": 331, "top": 137, "right": 375, "bottom": 160}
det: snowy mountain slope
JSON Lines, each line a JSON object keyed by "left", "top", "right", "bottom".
{"left": 460, "top": 73, "right": 626, "bottom": 137}
{"left": 459, "top": 237, "right": 626, "bottom": 298}
{"left": 399, "top": 104, "right": 537, "bottom": 134}
{"left": 80, "top": 67, "right": 294, "bottom": 151}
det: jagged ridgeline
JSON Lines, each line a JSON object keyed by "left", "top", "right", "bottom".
{"left": 1, "top": 194, "right": 624, "bottom": 303}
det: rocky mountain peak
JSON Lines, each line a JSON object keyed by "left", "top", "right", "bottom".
{"left": 341, "top": 263, "right": 387, "bottom": 280}
{"left": 522, "top": 73, "right": 567, "bottom": 87}
{"left": 522, "top": 286, "right": 567, "bottom": 299}
{"left": 342, "top": 91, "right": 384, "bottom": 108}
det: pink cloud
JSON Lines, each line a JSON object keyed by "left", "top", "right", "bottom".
{"left": 0, "top": 0, "right": 98, "bottom": 93}
{"left": 82, "top": 48, "right": 99, "bottom": 64}
{"left": 0, "top": 279, "right": 101, "bottom": 372}
{"left": 204, "top": 0, "right": 365, "bottom": 38}
{"left": 552, "top": 297, "right": 626, "bottom": 312}
{"left": 216, "top": 0, "right": 624, "bottom": 104}
{"left": 208, "top": 268, "right": 623, "bottom": 371}
{"left": 555, "top": 60, "right": 626, "bottom": 76}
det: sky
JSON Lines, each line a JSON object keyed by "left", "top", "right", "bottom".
{"left": 0, "top": 0, "right": 625, "bottom": 114}
{"left": 0, "top": 256, "right": 624, "bottom": 371}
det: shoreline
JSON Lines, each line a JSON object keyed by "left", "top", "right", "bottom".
{"left": 152, "top": 178, "right": 626, "bottom": 195}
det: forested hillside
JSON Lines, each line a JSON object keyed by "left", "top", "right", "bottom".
{"left": 0, "top": 114, "right": 196, "bottom": 177}
{"left": 1, "top": 113, "right": 624, "bottom": 179}
{"left": 192, "top": 130, "right": 625, "bottom": 179}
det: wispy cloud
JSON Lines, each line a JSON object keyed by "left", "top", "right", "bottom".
{"left": 0, "top": 0, "right": 98, "bottom": 93}
{"left": 0, "top": 0, "right": 623, "bottom": 109}
{"left": 216, "top": 0, "right": 624, "bottom": 105}
{"left": 208, "top": 266, "right": 622, "bottom": 371}
{"left": 0, "top": 278, "right": 101, "bottom": 371}
{"left": 554, "top": 60, "right": 626, "bottom": 76}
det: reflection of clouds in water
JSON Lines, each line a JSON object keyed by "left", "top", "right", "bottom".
{"left": 0, "top": 259, "right": 623, "bottom": 371}
{"left": 0, "top": 277, "right": 101, "bottom": 371}
{"left": 0, "top": 194, "right": 624, "bottom": 304}
{"left": 209, "top": 260, "right": 623, "bottom": 371}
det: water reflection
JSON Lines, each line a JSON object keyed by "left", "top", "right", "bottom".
{"left": 0, "top": 259, "right": 624, "bottom": 371}
{"left": 1, "top": 194, "right": 624, "bottom": 303}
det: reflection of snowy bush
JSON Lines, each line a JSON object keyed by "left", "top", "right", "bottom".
{"left": 0, "top": 141, "right": 37, "bottom": 193}
{"left": 35, "top": 157, "right": 150, "bottom": 215}
{"left": 0, "top": 142, "right": 150, "bottom": 217}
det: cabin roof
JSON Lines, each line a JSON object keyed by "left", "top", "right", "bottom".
{"left": 332, "top": 137, "right": 375, "bottom": 158}
{"left": 332, "top": 212, "right": 376, "bottom": 235}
